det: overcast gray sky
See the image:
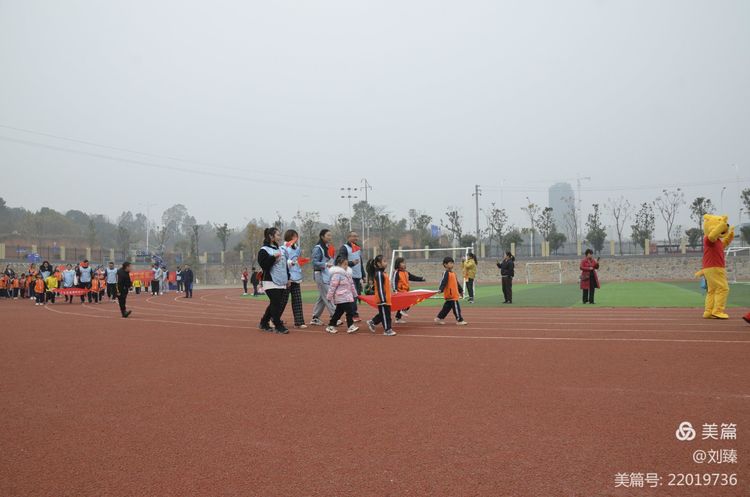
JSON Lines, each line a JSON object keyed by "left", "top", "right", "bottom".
{"left": 1, "top": 0, "right": 748, "bottom": 237}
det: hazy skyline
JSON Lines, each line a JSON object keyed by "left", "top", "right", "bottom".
{"left": 1, "top": 1, "right": 748, "bottom": 237}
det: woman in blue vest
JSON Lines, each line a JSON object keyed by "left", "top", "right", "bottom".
{"left": 310, "top": 229, "right": 336, "bottom": 326}
{"left": 257, "top": 227, "right": 291, "bottom": 334}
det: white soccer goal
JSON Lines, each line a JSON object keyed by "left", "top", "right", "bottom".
{"left": 390, "top": 246, "right": 474, "bottom": 299}
{"left": 525, "top": 261, "right": 563, "bottom": 284}
{"left": 725, "top": 246, "right": 750, "bottom": 283}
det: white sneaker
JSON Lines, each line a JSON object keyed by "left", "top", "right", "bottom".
{"left": 295, "top": 324, "right": 308, "bottom": 329}
{"left": 457, "top": 320, "right": 468, "bottom": 326}
{"left": 336, "top": 320, "right": 343, "bottom": 326}
{"left": 367, "top": 320, "right": 376, "bottom": 333}
{"left": 309, "top": 318, "right": 323, "bottom": 326}
{"left": 434, "top": 318, "right": 446, "bottom": 325}
{"left": 242, "top": 293, "right": 248, "bottom": 296}
{"left": 395, "top": 319, "right": 407, "bottom": 324}
{"left": 384, "top": 329, "right": 397, "bottom": 336}
{"left": 347, "top": 325, "right": 359, "bottom": 334}
{"left": 325, "top": 326, "right": 338, "bottom": 334}
{"left": 400, "top": 311, "right": 409, "bottom": 317}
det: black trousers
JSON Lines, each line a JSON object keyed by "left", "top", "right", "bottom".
{"left": 261, "top": 288, "right": 288, "bottom": 328}
{"left": 46, "top": 291, "right": 55, "bottom": 303}
{"left": 329, "top": 302, "right": 355, "bottom": 327}
{"left": 437, "top": 300, "right": 464, "bottom": 321}
{"left": 502, "top": 276, "right": 513, "bottom": 302}
{"left": 395, "top": 306, "right": 411, "bottom": 320}
{"left": 466, "top": 278, "right": 475, "bottom": 300}
{"left": 352, "top": 278, "right": 362, "bottom": 315}
{"left": 106, "top": 283, "right": 117, "bottom": 300}
{"left": 177, "top": 280, "right": 184, "bottom": 291}
{"left": 151, "top": 280, "right": 159, "bottom": 295}
{"left": 371, "top": 304, "right": 392, "bottom": 331}
{"left": 184, "top": 282, "right": 193, "bottom": 298}
{"left": 582, "top": 274, "right": 596, "bottom": 303}
{"left": 252, "top": 282, "right": 259, "bottom": 295}
{"left": 117, "top": 291, "right": 128, "bottom": 316}
{"left": 281, "top": 281, "right": 304, "bottom": 326}
{"left": 242, "top": 280, "right": 248, "bottom": 293}
{"left": 79, "top": 282, "right": 92, "bottom": 302}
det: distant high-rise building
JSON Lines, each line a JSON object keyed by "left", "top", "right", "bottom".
{"left": 548, "top": 182, "right": 575, "bottom": 238}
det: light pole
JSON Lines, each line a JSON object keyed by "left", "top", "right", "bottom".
{"left": 360, "top": 178, "right": 372, "bottom": 243}
{"left": 139, "top": 202, "right": 157, "bottom": 254}
{"left": 721, "top": 186, "right": 727, "bottom": 212}
{"left": 340, "top": 187, "right": 358, "bottom": 231}
{"left": 526, "top": 196, "right": 535, "bottom": 258}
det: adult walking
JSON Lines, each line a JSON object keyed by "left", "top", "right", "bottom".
{"left": 310, "top": 229, "right": 336, "bottom": 326}
{"left": 76, "top": 259, "right": 94, "bottom": 303}
{"left": 182, "top": 264, "right": 194, "bottom": 298}
{"left": 339, "top": 231, "right": 363, "bottom": 321}
{"left": 580, "top": 249, "right": 600, "bottom": 304}
{"left": 116, "top": 261, "right": 133, "bottom": 318}
{"left": 497, "top": 252, "right": 515, "bottom": 304}
{"left": 461, "top": 252, "right": 478, "bottom": 303}
{"left": 105, "top": 261, "right": 118, "bottom": 302}
{"left": 257, "top": 227, "right": 290, "bottom": 333}
{"left": 151, "top": 263, "right": 161, "bottom": 296}
{"left": 176, "top": 266, "right": 183, "bottom": 292}
{"left": 281, "top": 229, "right": 306, "bottom": 328}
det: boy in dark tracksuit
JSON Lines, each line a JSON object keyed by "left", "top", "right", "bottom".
{"left": 365, "top": 255, "right": 396, "bottom": 336}
{"left": 435, "top": 257, "right": 468, "bottom": 325}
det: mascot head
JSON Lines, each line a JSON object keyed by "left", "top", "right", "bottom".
{"left": 703, "top": 214, "right": 729, "bottom": 237}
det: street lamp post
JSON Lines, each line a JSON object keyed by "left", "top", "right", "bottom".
{"left": 721, "top": 186, "right": 727, "bottom": 212}
{"left": 340, "top": 187, "right": 358, "bottom": 231}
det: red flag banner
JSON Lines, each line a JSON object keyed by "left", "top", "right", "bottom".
{"left": 53, "top": 288, "right": 90, "bottom": 296}
{"left": 358, "top": 289, "right": 438, "bottom": 312}
{"left": 297, "top": 257, "right": 311, "bottom": 267}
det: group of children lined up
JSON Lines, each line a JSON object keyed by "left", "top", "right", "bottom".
{"left": 256, "top": 227, "right": 468, "bottom": 337}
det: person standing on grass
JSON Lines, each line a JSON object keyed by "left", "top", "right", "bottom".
{"left": 325, "top": 254, "right": 359, "bottom": 334}
{"left": 105, "top": 262, "right": 118, "bottom": 302}
{"left": 116, "top": 261, "right": 133, "bottom": 318}
{"left": 497, "top": 252, "right": 515, "bottom": 304}
{"left": 580, "top": 249, "right": 600, "bottom": 304}
{"left": 182, "top": 264, "right": 194, "bottom": 298}
{"left": 339, "top": 231, "right": 364, "bottom": 322}
{"left": 310, "top": 229, "right": 336, "bottom": 326}
{"left": 250, "top": 266, "right": 260, "bottom": 296}
{"left": 257, "top": 227, "right": 290, "bottom": 334}
{"left": 461, "top": 252, "right": 477, "bottom": 303}
{"left": 241, "top": 267, "right": 249, "bottom": 295}
{"left": 435, "top": 257, "right": 468, "bottom": 326}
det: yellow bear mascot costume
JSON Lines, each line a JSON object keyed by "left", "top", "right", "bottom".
{"left": 696, "top": 214, "right": 734, "bottom": 319}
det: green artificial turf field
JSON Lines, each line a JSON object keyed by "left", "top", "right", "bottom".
{"left": 269, "top": 281, "right": 750, "bottom": 308}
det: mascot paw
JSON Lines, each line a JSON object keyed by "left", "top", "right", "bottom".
{"left": 703, "top": 311, "right": 714, "bottom": 319}
{"left": 711, "top": 312, "right": 729, "bottom": 320}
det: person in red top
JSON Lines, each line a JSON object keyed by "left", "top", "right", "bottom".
{"left": 580, "top": 249, "right": 601, "bottom": 304}
{"left": 241, "top": 267, "right": 250, "bottom": 295}
{"left": 697, "top": 214, "right": 734, "bottom": 319}
{"left": 435, "top": 257, "right": 468, "bottom": 325}
{"left": 365, "top": 255, "right": 396, "bottom": 336}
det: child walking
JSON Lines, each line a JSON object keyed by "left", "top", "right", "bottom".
{"left": 392, "top": 257, "right": 426, "bottom": 323}
{"left": 435, "top": 257, "right": 468, "bottom": 325}
{"left": 325, "top": 255, "right": 359, "bottom": 334}
{"left": 365, "top": 255, "right": 396, "bottom": 336}
{"left": 45, "top": 272, "right": 58, "bottom": 304}
{"left": 33, "top": 274, "right": 45, "bottom": 306}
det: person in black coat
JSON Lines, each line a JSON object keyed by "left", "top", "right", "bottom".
{"left": 182, "top": 264, "right": 194, "bottom": 298}
{"left": 497, "top": 252, "right": 515, "bottom": 304}
{"left": 116, "top": 261, "right": 133, "bottom": 318}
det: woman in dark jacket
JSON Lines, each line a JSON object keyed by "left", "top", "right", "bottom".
{"left": 580, "top": 249, "right": 600, "bottom": 304}
{"left": 497, "top": 252, "right": 515, "bottom": 304}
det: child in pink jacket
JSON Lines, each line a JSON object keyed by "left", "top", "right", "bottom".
{"left": 326, "top": 255, "right": 359, "bottom": 334}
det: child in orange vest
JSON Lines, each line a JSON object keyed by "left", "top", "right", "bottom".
{"left": 33, "top": 274, "right": 46, "bottom": 305}
{"left": 98, "top": 275, "right": 106, "bottom": 303}
{"left": 11, "top": 275, "right": 20, "bottom": 299}
{"left": 435, "top": 257, "right": 468, "bottom": 326}
{"left": 365, "top": 255, "right": 396, "bottom": 336}
{"left": 90, "top": 277, "right": 101, "bottom": 303}
{"left": 392, "top": 257, "right": 426, "bottom": 324}
{"left": 0, "top": 274, "right": 8, "bottom": 298}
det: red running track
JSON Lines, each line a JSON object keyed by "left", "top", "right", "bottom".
{"left": 1, "top": 289, "right": 749, "bottom": 497}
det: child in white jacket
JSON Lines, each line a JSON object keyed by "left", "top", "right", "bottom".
{"left": 326, "top": 255, "right": 359, "bottom": 334}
